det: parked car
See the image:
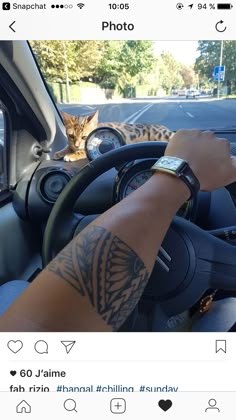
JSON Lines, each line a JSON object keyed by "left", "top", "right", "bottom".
{"left": 177, "top": 88, "right": 187, "bottom": 96}
{"left": 186, "top": 89, "right": 200, "bottom": 98}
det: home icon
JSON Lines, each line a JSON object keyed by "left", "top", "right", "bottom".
{"left": 16, "top": 400, "right": 31, "bottom": 413}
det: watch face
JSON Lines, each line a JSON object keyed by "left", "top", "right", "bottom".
{"left": 157, "top": 157, "right": 183, "bottom": 171}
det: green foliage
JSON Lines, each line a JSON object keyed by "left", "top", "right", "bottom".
{"left": 118, "top": 41, "right": 155, "bottom": 96}
{"left": 180, "top": 65, "right": 196, "bottom": 88}
{"left": 194, "top": 41, "right": 236, "bottom": 91}
{"left": 194, "top": 41, "right": 221, "bottom": 80}
{"left": 30, "top": 40, "right": 156, "bottom": 97}
{"left": 30, "top": 41, "right": 104, "bottom": 82}
{"left": 119, "top": 41, "right": 155, "bottom": 79}
{"left": 96, "top": 41, "right": 155, "bottom": 96}
{"left": 95, "top": 41, "right": 124, "bottom": 88}
{"left": 30, "top": 41, "right": 199, "bottom": 99}
{"left": 158, "top": 53, "right": 183, "bottom": 93}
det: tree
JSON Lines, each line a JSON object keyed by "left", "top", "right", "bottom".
{"left": 180, "top": 65, "right": 196, "bottom": 88}
{"left": 96, "top": 41, "right": 156, "bottom": 96}
{"left": 158, "top": 53, "right": 184, "bottom": 94}
{"left": 194, "top": 41, "right": 221, "bottom": 80}
{"left": 117, "top": 41, "right": 155, "bottom": 96}
{"left": 30, "top": 41, "right": 104, "bottom": 82}
{"left": 30, "top": 41, "right": 156, "bottom": 98}
{"left": 93, "top": 41, "right": 156, "bottom": 97}
{"left": 194, "top": 41, "right": 236, "bottom": 92}
{"left": 95, "top": 41, "right": 124, "bottom": 88}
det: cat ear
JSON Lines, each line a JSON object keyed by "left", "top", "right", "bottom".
{"left": 87, "top": 110, "right": 99, "bottom": 124}
{"left": 61, "top": 111, "right": 73, "bottom": 124}
{"left": 85, "top": 110, "right": 99, "bottom": 132}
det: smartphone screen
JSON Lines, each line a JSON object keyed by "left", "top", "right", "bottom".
{"left": 0, "top": 1, "right": 235, "bottom": 418}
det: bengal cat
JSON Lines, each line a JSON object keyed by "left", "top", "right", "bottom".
{"left": 54, "top": 110, "right": 174, "bottom": 161}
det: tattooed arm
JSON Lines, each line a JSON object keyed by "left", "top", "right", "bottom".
{"left": 1, "top": 130, "right": 235, "bottom": 332}
{"left": 0, "top": 172, "right": 188, "bottom": 332}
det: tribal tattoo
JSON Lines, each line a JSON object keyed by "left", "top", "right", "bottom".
{"left": 48, "top": 225, "right": 149, "bottom": 330}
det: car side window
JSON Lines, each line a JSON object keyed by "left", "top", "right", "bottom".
{"left": 0, "top": 108, "right": 7, "bottom": 193}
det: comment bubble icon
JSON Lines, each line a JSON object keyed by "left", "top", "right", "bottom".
{"left": 34, "top": 340, "right": 48, "bottom": 354}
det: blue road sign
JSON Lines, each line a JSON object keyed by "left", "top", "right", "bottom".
{"left": 213, "top": 66, "right": 225, "bottom": 81}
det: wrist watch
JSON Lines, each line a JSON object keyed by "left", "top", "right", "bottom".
{"left": 151, "top": 156, "right": 200, "bottom": 200}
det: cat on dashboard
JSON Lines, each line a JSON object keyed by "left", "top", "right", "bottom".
{"left": 54, "top": 110, "right": 173, "bottom": 162}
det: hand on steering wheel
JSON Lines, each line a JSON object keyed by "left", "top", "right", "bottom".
{"left": 42, "top": 141, "right": 236, "bottom": 318}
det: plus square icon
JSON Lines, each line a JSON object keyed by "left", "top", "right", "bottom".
{"left": 110, "top": 398, "right": 126, "bottom": 414}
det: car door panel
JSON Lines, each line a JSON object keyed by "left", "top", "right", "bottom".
{"left": 0, "top": 202, "right": 41, "bottom": 284}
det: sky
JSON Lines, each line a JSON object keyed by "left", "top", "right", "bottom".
{"left": 153, "top": 41, "right": 200, "bottom": 66}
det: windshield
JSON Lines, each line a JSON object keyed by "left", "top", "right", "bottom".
{"left": 30, "top": 40, "right": 236, "bottom": 131}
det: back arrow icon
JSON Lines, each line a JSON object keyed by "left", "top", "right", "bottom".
{"left": 9, "top": 21, "right": 16, "bottom": 32}
{"left": 215, "top": 20, "right": 227, "bottom": 32}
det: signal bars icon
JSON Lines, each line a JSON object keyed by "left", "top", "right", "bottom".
{"left": 77, "top": 3, "right": 85, "bottom": 8}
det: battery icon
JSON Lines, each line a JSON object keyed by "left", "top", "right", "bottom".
{"left": 217, "top": 3, "right": 233, "bottom": 9}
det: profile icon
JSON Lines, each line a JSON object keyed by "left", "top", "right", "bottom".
{"left": 205, "top": 398, "right": 220, "bottom": 412}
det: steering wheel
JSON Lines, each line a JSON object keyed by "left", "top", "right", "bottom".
{"left": 42, "top": 142, "right": 236, "bottom": 319}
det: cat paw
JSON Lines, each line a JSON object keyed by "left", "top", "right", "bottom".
{"left": 64, "top": 155, "right": 73, "bottom": 162}
{"left": 64, "top": 151, "right": 87, "bottom": 161}
{"left": 64, "top": 154, "right": 80, "bottom": 162}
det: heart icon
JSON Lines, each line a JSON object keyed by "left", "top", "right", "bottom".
{"left": 10, "top": 371, "right": 17, "bottom": 376}
{"left": 7, "top": 340, "right": 23, "bottom": 353}
{"left": 158, "top": 399, "right": 173, "bottom": 412}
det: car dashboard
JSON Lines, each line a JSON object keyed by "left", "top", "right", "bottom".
{"left": 12, "top": 128, "right": 236, "bottom": 234}
{"left": 12, "top": 156, "right": 236, "bottom": 237}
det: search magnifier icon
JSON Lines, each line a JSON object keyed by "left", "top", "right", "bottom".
{"left": 64, "top": 399, "right": 77, "bottom": 412}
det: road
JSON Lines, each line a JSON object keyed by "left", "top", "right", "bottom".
{"left": 59, "top": 96, "right": 236, "bottom": 132}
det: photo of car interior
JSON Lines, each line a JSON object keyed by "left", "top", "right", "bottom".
{"left": 1, "top": 40, "right": 236, "bottom": 332}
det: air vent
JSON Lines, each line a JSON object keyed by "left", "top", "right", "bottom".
{"left": 38, "top": 169, "right": 72, "bottom": 204}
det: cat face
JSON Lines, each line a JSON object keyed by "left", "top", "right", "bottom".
{"left": 61, "top": 110, "right": 99, "bottom": 151}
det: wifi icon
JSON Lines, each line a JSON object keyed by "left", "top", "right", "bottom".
{"left": 77, "top": 3, "right": 85, "bottom": 8}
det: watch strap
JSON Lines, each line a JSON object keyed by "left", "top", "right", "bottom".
{"left": 178, "top": 164, "right": 200, "bottom": 200}
{"left": 151, "top": 157, "right": 200, "bottom": 200}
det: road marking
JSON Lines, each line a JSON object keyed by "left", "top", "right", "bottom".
{"left": 186, "top": 112, "right": 194, "bottom": 118}
{"left": 131, "top": 104, "right": 153, "bottom": 123}
{"left": 123, "top": 109, "right": 142, "bottom": 122}
{"left": 124, "top": 103, "right": 153, "bottom": 123}
{"left": 124, "top": 104, "right": 151, "bottom": 122}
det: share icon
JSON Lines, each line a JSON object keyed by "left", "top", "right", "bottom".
{"left": 61, "top": 341, "right": 76, "bottom": 354}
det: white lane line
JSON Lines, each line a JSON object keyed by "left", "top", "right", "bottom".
{"left": 186, "top": 112, "right": 194, "bottom": 118}
{"left": 124, "top": 104, "right": 151, "bottom": 122}
{"left": 124, "top": 107, "right": 147, "bottom": 122}
{"left": 131, "top": 104, "right": 154, "bottom": 123}
{"left": 124, "top": 103, "right": 153, "bottom": 123}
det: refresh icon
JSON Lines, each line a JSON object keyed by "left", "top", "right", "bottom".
{"left": 215, "top": 20, "right": 227, "bottom": 32}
